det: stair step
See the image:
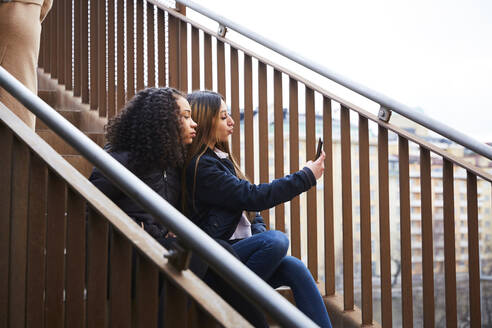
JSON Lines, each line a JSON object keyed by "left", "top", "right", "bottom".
{"left": 38, "top": 90, "right": 58, "bottom": 108}
{"left": 37, "top": 71, "right": 107, "bottom": 133}
{"left": 36, "top": 110, "right": 82, "bottom": 131}
{"left": 37, "top": 130, "right": 105, "bottom": 155}
{"left": 38, "top": 88, "right": 91, "bottom": 112}
{"left": 36, "top": 89, "right": 106, "bottom": 133}
{"left": 63, "top": 155, "right": 94, "bottom": 178}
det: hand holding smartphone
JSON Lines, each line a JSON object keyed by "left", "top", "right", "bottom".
{"left": 315, "top": 138, "right": 323, "bottom": 160}
{"left": 305, "top": 137, "right": 325, "bottom": 180}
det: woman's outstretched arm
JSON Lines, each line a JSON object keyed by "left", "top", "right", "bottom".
{"left": 189, "top": 151, "right": 325, "bottom": 212}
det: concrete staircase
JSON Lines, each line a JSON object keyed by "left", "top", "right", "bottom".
{"left": 36, "top": 70, "right": 107, "bottom": 177}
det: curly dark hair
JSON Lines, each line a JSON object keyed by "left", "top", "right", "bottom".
{"left": 106, "top": 87, "right": 185, "bottom": 174}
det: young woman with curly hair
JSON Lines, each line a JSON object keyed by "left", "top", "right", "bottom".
{"left": 90, "top": 87, "right": 196, "bottom": 241}
{"left": 185, "top": 90, "right": 332, "bottom": 328}
{"left": 89, "top": 87, "right": 268, "bottom": 328}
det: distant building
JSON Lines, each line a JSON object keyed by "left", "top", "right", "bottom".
{"left": 237, "top": 105, "right": 492, "bottom": 292}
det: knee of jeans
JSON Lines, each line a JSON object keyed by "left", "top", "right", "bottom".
{"left": 263, "top": 230, "right": 289, "bottom": 256}
{"left": 281, "top": 256, "right": 312, "bottom": 278}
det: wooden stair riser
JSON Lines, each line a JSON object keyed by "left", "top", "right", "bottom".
{"left": 36, "top": 110, "right": 82, "bottom": 131}
{"left": 37, "top": 130, "right": 105, "bottom": 155}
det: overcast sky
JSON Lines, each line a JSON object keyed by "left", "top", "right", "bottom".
{"left": 187, "top": 0, "right": 492, "bottom": 142}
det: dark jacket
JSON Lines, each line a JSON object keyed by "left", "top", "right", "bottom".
{"left": 185, "top": 147, "right": 317, "bottom": 240}
{"left": 90, "top": 146, "right": 270, "bottom": 326}
{"left": 89, "top": 144, "right": 181, "bottom": 242}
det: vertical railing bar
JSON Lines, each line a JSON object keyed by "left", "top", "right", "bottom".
{"left": 340, "top": 105, "right": 354, "bottom": 310}
{"left": 65, "top": 0, "right": 73, "bottom": 90}
{"left": 323, "top": 96, "right": 335, "bottom": 295}
{"left": 57, "top": 0, "right": 65, "bottom": 85}
{"left": 44, "top": 170, "right": 66, "bottom": 328}
{"left": 108, "top": 0, "right": 116, "bottom": 119}
{"left": 126, "top": 0, "right": 135, "bottom": 99}
{"left": 109, "top": 230, "right": 132, "bottom": 328}
{"left": 398, "top": 136, "right": 413, "bottom": 328}
{"left": 420, "top": 147, "right": 435, "bottom": 327}
{"left": 116, "top": 0, "right": 126, "bottom": 112}
{"left": 136, "top": 0, "right": 145, "bottom": 91}
{"left": 146, "top": 2, "right": 156, "bottom": 87}
{"left": 443, "top": 159, "right": 457, "bottom": 328}
{"left": 8, "top": 138, "right": 30, "bottom": 328}
{"left": 191, "top": 26, "right": 200, "bottom": 91}
{"left": 80, "top": 0, "right": 89, "bottom": 103}
{"left": 89, "top": 0, "right": 98, "bottom": 109}
{"left": 0, "top": 125, "right": 13, "bottom": 327}
{"left": 203, "top": 33, "right": 212, "bottom": 90}
{"left": 230, "top": 47, "right": 240, "bottom": 162}
{"left": 378, "top": 126, "right": 392, "bottom": 327}
{"left": 188, "top": 302, "right": 198, "bottom": 328}
{"left": 73, "top": 0, "right": 82, "bottom": 97}
{"left": 289, "top": 78, "right": 301, "bottom": 259}
{"left": 98, "top": 0, "right": 108, "bottom": 117}
{"left": 135, "top": 254, "right": 158, "bottom": 328}
{"left": 65, "top": 188, "right": 86, "bottom": 328}
{"left": 164, "top": 280, "right": 189, "bottom": 327}
{"left": 157, "top": 8, "right": 166, "bottom": 87}
{"left": 167, "top": 14, "right": 179, "bottom": 89}
{"left": 26, "top": 154, "right": 47, "bottom": 328}
{"left": 305, "top": 87, "right": 318, "bottom": 280}
{"left": 86, "top": 207, "right": 109, "bottom": 327}
{"left": 217, "top": 40, "right": 225, "bottom": 98}
{"left": 50, "top": 0, "right": 59, "bottom": 79}
{"left": 274, "top": 69, "right": 285, "bottom": 232}
{"left": 192, "top": 302, "right": 217, "bottom": 328}
{"left": 243, "top": 54, "right": 254, "bottom": 180}
{"left": 359, "top": 115, "right": 373, "bottom": 324}
{"left": 179, "top": 20, "right": 188, "bottom": 92}
{"left": 258, "top": 61, "right": 269, "bottom": 225}
{"left": 60, "top": 0, "right": 66, "bottom": 82}
{"left": 466, "top": 171, "right": 481, "bottom": 327}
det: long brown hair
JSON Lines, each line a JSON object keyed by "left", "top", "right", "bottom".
{"left": 185, "top": 90, "right": 249, "bottom": 213}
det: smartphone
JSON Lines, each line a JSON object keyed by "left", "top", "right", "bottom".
{"left": 315, "top": 138, "right": 323, "bottom": 160}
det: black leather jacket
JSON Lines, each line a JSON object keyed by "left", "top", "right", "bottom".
{"left": 89, "top": 145, "right": 181, "bottom": 241}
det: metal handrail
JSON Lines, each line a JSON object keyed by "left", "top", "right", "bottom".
{"left": 173, "top": 0, "right": 492, "bottom": 162}
{"left": 0, "top": 67, "right": 317, "bottom": 328}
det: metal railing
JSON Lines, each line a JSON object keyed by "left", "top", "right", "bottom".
{"left": 0, "top": 66, "right": 317, "bottom": 327}
{"left": 173, "top": 0, "right": 492, "bottom": 162}
{"left": 35, "top": 0, "right": 492, "bottom": 327}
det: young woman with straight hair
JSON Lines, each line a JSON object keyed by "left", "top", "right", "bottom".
{"left": 185, "top": 90, "right": 332, "bottom": 328}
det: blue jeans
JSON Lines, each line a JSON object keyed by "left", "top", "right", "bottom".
{"left": 231, "top": 231, "right": 332, "bottom": 328}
